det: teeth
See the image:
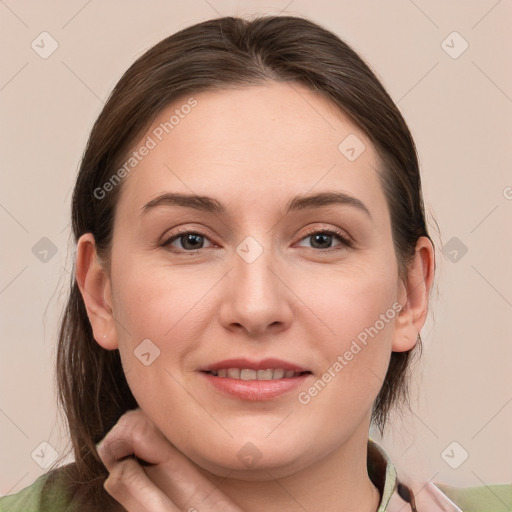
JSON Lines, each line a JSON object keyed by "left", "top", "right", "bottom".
{"left": 272, "top": 368, "right": 285, "bottom": 379}
{"left": 240, "top": 369, "right": 257, "bottom": 381}
{"left": 227, "top": 368, "right": 240, "bottom": 379}
{"left": 257, "top": 369, "right": 273, "bottom": 380}
{"left": 209, "top": 368, "right": 305, "bottom": 380}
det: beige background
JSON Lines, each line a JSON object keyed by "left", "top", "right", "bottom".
{"left": 1, "top": 0, "right": 511, "bottom": 497}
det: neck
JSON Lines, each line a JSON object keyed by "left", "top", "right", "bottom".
{"left": 196, "top": 425, "right": 381, "bottom": 512}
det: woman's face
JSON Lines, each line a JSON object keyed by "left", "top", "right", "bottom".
{"left": 97, "top": 82, "right": 414, "bottom": 479}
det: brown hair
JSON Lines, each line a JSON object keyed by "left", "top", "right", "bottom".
{"left": 53, "top": 14, "right": 433, "bottom": 509}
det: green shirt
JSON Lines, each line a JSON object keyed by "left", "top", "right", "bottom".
{"left": 0, "top": 468, "right": 72, "bottom": 512}
{"left": 1, "top": 440, "right": 511, "bottom": 511}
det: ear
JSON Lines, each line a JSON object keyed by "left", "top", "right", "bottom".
{"left": 75, "top": 233, "right": 118, "bottom": 350}
{"left": 392, "top": 236, "right": 435, "bottom": 352}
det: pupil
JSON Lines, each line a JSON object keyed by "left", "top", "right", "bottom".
{"left": 183, "top": 234, "right": 202, "bottom": 249}
{"left": 312, "top": 233, "right": 331, "bottom": 249}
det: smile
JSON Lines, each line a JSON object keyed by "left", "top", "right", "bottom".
{"left": 205, "top": 368, "right": 308, "bottom": 380}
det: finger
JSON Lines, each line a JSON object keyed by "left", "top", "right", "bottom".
{"left": 144, "top": 463, "right": 243, "bottom": 512}
{"left": 97, "top": 409, "right": 172, "bottom": 471}
{"left": 104, "top": 456, "right": 181, "bottom": 512}
{"left": 98, "top": 409, "right": 243, "bottom": 511}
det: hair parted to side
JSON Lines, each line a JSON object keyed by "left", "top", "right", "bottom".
{"left": 53, "top": 14, "right": 433, "bottom": 509}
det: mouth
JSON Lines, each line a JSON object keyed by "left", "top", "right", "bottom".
{"left": 198, "top": 358, "right": 313, "bottom": 401}
{"left": 203, "top": 368, "right": 310, "bottom": 380}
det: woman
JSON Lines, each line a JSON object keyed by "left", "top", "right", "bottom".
{"left": 0, "top": 14, "right": 509, "bottom": 512}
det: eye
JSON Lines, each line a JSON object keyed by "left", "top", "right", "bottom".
{"left": 160, "top": 227, "right": 352, "bottom": 253}
{"left": 161, "top": 230, "right": 215, "bottom": 252}
{"left": 296, "top": 227, "right": 352, "bottom": 251}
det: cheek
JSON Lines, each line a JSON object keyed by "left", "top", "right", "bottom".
{"left": 110, "top": 261, "right": 218, "bottom": 400}
{"left": 111, "top": 269, "right": 200, "bottom": 436}
{"left": 299, "top": 253, "right": 399, "bottom": 345}
{"left": 298, "top": 262, "right": 399, "bottom": 410}
{"left": 112, "top": 259, "right": 213, "bottom": 343}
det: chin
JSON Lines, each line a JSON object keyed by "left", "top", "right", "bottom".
{"left": 182, "top": 435, "right": 318, "bottom": 481}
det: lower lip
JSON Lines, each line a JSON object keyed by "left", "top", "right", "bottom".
{"left": 200, "top": 372, "right": 311, "bottom": 401}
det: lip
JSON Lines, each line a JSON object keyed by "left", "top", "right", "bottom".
{"left": 198, "top": 358, "right": 310, "bottom": 373}
{"left": 198, "top": 358, "right": 312, "bottom": 401}
{"left": 200, "top": 372, "right": 311, "bottom": 401}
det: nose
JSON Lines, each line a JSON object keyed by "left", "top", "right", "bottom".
{"left": 218, "top": 235, "right": 293, "bottom": 338}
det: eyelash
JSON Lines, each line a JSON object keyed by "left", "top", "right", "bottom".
{"left": 160, "top": 226, "right": 353, "bottom": 254}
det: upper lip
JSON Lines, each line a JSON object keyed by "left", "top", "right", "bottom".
{"left": 199, "top": 358, "right": 311, "bottom": 373}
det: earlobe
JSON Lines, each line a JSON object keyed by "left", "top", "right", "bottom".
{"left": 392, "top": 236, "right": 435, "bottom": 352}
{"left": 75, "top": 233, "right": 118, "bottom": 350}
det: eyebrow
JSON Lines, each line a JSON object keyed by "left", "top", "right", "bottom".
{"left": 141, "top": 191, "right": 372, "bottom": 219}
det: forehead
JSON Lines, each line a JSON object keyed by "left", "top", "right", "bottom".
{"left": 115, "top": 82, "right": 386, "bottom": 220}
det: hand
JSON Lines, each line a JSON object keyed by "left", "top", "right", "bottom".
{"left": 96, "top": 408, "right": 244, "bottom": 512}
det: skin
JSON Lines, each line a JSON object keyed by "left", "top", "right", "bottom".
{"left": 77, "top": 82, "right": 435, "bottom": 511}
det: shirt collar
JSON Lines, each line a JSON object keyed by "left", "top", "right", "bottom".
{"left": 367, "top": 437, "right": 398, "bottom": 511}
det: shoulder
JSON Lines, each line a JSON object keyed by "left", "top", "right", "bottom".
{"left": 387, "top": 479, "right": 512, "bottom": 511}
{"left": 0, "top": 465, "right": 76, "bottom": 512}
{"left": 369, "top": 439, "right": 512, "bottom": 512}
{"left": 433, "top": 481, "right": 512, "bottom": 512}
{"left": 0, "top": 472, "right": 49, "bottom": 511}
